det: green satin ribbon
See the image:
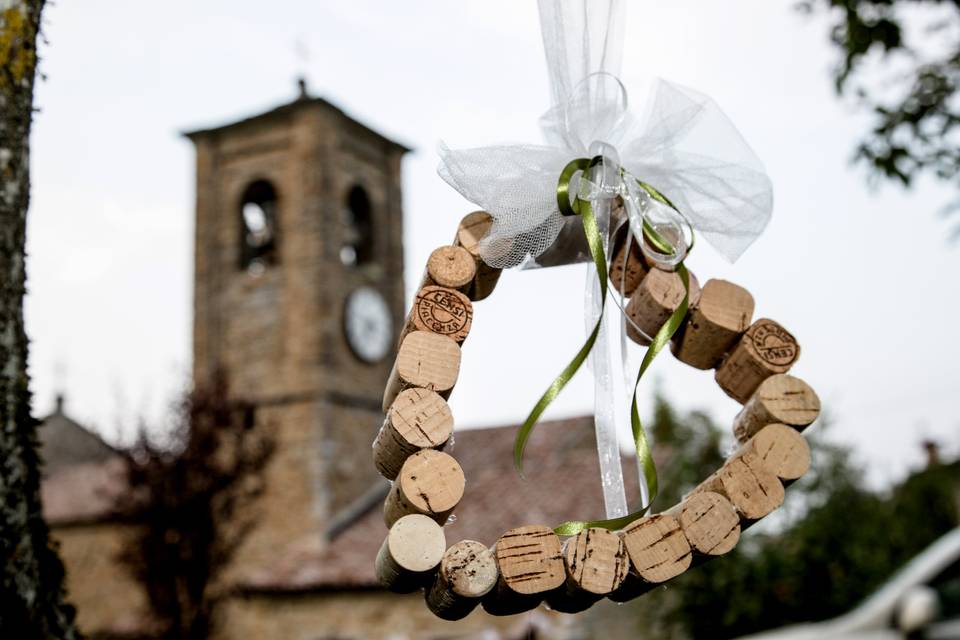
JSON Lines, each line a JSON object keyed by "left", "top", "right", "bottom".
{"left": 511, "top": 156, "right": 694, "bottom": 536}
{"left": 512, "top": 157, "right": 604, "bottom": 475}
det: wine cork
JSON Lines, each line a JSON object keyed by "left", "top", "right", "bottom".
{"left": 546, "top": 527, "right": 630, "bottom": 613}
{"left": 495, "top": 525, "right": 565, "bottom": 594}
{"left": 400, "top": 285, "right": 473, "bottom": 345}
{"left": 375, "top": 514, "right": 447, "bottom": 593}
{"left": 425, "top": 540, "right": 499, "bottom": 621}
{"left": 453, "top": 211, "right": 502, "bottom": 301}
{"left": 482, "top": 525, "right": 565, "bottom": 615}
{"left": 733, "top": 374, "right": 820, "bottom": 442}
{"left": 422, "top": 245, "right": 477, "bottom": 294}
{"left": 715, "top": 319, "right": 800, "bottom": 403}
{"left": 383, "top": 449, "right": 465, "bottom": 527}
{"left": 736, "top": 423, "right": 811, "bottom": 482}
{"left": 695, "top": 454, "right": 785, "bottom": 522}
{"left": 622, "top": 514, "right": 691, "bottom": 583}
{"left": 609, "top": 227, "right": 648, "bottom": 297}
{"left": 669, "top": 491, "right": 740, "bottom": 557}
{"left": 671, "top": 279, "right": 755, "bottom": 369}
{"left": 626, "top": 268, "right": 701, "bottom": 346}
{"left": 372, "top": 388, "right": 453, "bottom": 480}
{"left": 609, "top": 514, "right": 692, "bottom": 603}
{"left": 382, "top": 331, "right": 461, "bottom": 412}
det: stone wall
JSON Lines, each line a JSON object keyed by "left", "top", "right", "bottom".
{"left": 222, "top": 400, "right": 326, "bottom": 584}
{"left": 52, "top": 522, "right": 151, "bottom": 638}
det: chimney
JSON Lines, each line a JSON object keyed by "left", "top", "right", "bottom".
{"left": 55, "top": 393, "right": 64, "bottom": 414}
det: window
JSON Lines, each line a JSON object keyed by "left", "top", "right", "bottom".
{"left": 239, "top": 180, "right": 278, "bottom": 274}
{"left": 340, "top": 185, "right": 374, "bottom": 267}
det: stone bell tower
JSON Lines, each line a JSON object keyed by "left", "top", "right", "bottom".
{"left": 185, "top": 82, "right": 408, "bottom": 570}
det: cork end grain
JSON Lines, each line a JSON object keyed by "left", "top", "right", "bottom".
{"left": 564, "top": 527, "right": 629, "bottom": 595}
{"left": 389, "top": 388, "right": 454, "bottom": 449}
{"left": 677, "top": 492, "right": 740, "bottom": 556}
{"left": 388, "top": 514, "right": 447, "bottom": 573}
{"left": 397, "top": 449, "right": 465, "bottom": 516}
{"left": 443, "top": 540, "right": 498, "bottom": 598}
{"left": 713, "top": 455, "right": 785, "bottom": 521}
{"left": 716, "top": 319, "right": 800, "bottom": 403}
{"left": 495, "top": 525, "right": 566, "bottom": 595}
{"left": 621, "top": 514, "right": 692, "bottom": 583}
{"left": 376, "top": 514, "right": 447, "bottom": 593}
{"left": 411, "top": 286, "right": 473, "bottom": 343}
{"left": 733, "top": 374, "right": 820, "bottom": 442}
{"left": 427, "top": 245, "right": 477, "bottom": 291}
{"left": 425, "top": 540, "right": 499, "bottom": 620}
{"left": 374, "top": 387, "right": 455, "bottom": 480}
{"left": 746, "top": 423, "right": 811, "bottom": 481}
{"left": 697, "top": 279, "right": 755, "bottom": 333}
{"left": 759, "top": 375, "right": 820, "bottom": 426}
{"left": 397, "top": 331, "right": 461, "bottom": 392}
{"left": 748, "top": 319, "right": 800, "bottom": 368}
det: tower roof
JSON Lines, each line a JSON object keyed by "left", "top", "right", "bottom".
{"left": 181, "top": 84, "right": 412, "bottom": 153}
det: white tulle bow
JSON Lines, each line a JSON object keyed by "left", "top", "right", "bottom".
{"left": 439, "top": 0, "right": 772, "bottom": 269}
{"left": 439, "top": 73, "right": 773, "bottom": 269}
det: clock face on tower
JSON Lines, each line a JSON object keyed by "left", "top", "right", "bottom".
{"left": 344, "top": 286, "right": 393, "bottom": 363}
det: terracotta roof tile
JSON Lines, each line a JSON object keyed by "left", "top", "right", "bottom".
{"left": 42, "top": 457, "right": 129, "bottom": 526}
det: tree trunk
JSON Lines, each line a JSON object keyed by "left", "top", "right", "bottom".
{"left": 0, "top": 1, "right": 81, "bottom": 637}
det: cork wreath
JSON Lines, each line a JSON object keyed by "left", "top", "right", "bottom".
{"left": 371, "top": 210, "right": 821, "bottom": 619}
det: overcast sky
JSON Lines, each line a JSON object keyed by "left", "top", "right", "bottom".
{"left": 24, "top": 0, "right": 960, "bottom": 486}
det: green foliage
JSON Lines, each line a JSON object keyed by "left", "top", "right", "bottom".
{"left": 649, "top": 391, "right": 726, "bottom": 511}
{"left": 617, "top": 389, "right": 959, "bottom": 639}
{"left": 802, "top": 0, "right": 960, "bottom": 235}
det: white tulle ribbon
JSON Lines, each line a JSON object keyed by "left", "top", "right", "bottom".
{"left": 439, "top": 75, "right": 773, "bottom": 270}
{"left": 437, "top": 0, "right": 773, "bottom": 521}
